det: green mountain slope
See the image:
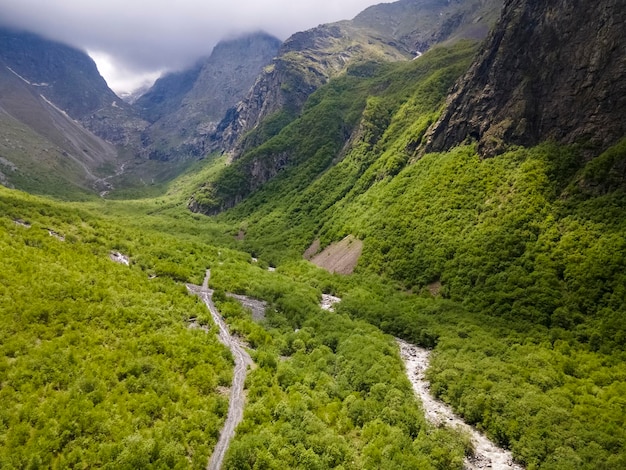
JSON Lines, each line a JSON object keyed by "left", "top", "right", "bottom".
{"left": 2, "top": 0, "right": 625, "bottom": 468}
{"left": 190, "top": 41, "right": 479, "bottom": 215}
{"left": 176, "top": 3, "right": 626, "bottom": 465}
{"left": 0, "top": 191, "right": 232, "bottom": 468}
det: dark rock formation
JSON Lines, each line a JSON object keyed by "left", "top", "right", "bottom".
{"left": 425, "top": 0, "right": 626, "bottom": 157}
{"left": 134, "top": 63, "right": 203, "bottom": 124}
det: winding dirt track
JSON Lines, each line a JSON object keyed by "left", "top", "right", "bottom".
{"left": 187, "top": 270, "right": 253, "bottom": 470}
{"left": 397, "top": 339, "right": 524, "bottom": 470}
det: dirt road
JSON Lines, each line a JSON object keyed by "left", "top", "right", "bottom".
{"left": 397, "top": 339, "right": 524, "bottom": 470}
{"left": 188, "top": 270, "right": 253, "bottom": 470}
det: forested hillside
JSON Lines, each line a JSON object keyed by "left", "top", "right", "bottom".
{"left": 183, "top": 33, "right": 626, "bottom": 470}
{"left": 0, "top": 188, "right": 478, "bottom": 469}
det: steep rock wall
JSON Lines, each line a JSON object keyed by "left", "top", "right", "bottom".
{"left": 425, "top": 0, "right": 626, "bottom": 157}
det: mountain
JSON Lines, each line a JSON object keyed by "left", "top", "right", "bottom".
{"left": 351, "top": 0, "right": 502, "bottom": 52}
{"left": 0, "top": 28, "right": 279, "bottom": 193}
{"left": 207, "top": 0, "right": 503, "bottom": 159}
{"left": 0, "top": 28, "right": 147, "bottom": 149}
{"left": 181, "top": 1, "right": 626, "bottom": 466}
{"left": 0, "top": 28, "right": 133, "bottom": 195}
{"left": 135, "top": 32, "right": 281, "bottom": 161}
{"left": 2, "top": 0, "right": 626, "bottom": 468}
{"left": 425, "top": 0, "right": 626, "bottom": 157}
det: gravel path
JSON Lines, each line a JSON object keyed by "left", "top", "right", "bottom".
{"left": 188, "top": 270, "right": 253, "bottom": 470}
{"left": 397, "top": 339, "right": 524, "bottom": 470}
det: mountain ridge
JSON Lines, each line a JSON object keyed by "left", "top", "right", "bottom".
{"left": 207, "top": 0, "right": 503, "bottom": 160}
{"left": 136, "top": 32, "right": 281, "bottom": 161}
{"left": 0, "top": 27, "right": 148, "bottom": 149}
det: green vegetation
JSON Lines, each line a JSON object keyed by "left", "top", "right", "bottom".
{"left": 184, "top": 41, "right": 626, "bottom": 468}
{"left": 205, "top": 262, "right": 471, "bottom": 469}
{"left": 0, "top": 189, "right": 232, "bottom": 468}
{"left": 1, "top": 38, "right": 625, "bottom": 469}
{"left": 195, "top": 41, "right": 478, "bottom": 217}
{"left": 0, "top": 188, "right": 472, "bottom": 468}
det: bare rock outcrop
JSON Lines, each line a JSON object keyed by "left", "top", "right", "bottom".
{"left": 425, "top": 0, "right": 626, "bottom": 158}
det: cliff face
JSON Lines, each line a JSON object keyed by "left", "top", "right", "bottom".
{"left": 136, "top": 32, "right": 281, "bottom": 160}
{"left": 209, "top": 0, "right": 503, "bottom": 160}
{"left": 425, "top": 0, "right": 626, "bottom": 157}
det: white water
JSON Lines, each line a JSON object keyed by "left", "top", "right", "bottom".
{"left": 397, "top": 339, "right": 524, "bottom": 470}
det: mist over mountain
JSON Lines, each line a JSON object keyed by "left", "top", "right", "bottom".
{"left": 0, "top": 27, "right": 150, "bottom": 194}
{"left": 136, "top": 32, "right": 281, "bottom": 161}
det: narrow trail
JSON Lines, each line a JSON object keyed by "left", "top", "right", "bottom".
{"left": 187, "top": 270, "right": 253, "bottom": 470}
{"left": 397, "top": 339, "right": 524, "bottom": 470}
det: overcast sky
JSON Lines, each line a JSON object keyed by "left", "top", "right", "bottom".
{"left": 0, "top": 0, "right": 382, "bottom": 93}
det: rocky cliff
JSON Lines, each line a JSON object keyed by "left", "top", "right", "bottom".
{"left": 209, "top": 0, "right": 503, "bottom": 160}
{"left": 425, "top": 0, "right": 626, "bottom": 157}
{"left": 136, "top": 32, "right": 281, "bottom": 160}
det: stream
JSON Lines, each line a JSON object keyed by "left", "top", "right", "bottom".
{"left": 187, "top": 270, "right": 253, "bottom": 470}
{"left": 185, "top": 282, "right": 522, "bottom": 469}
{"left": 397, "top": 339, "right": 524, "bottom": 470}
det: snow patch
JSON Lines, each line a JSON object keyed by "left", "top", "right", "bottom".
{"left": 6, "top": 66, "right": 31, "bottom": 84}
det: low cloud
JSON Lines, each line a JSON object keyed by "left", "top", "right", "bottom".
{"left": 0, "top": 0, "right": 379, "bottom": 92}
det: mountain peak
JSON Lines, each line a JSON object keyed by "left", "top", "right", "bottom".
{"left": 135, "top": 31, "right": 281, "bottom": 160}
